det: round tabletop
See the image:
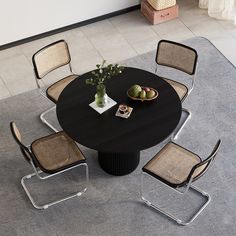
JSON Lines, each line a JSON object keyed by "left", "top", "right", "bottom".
{"left": 56, "top": 67, "right": 182, "bottom": 153}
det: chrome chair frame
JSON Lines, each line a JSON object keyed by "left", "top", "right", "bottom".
{"left": 155, "top": 66, "right": 197, "bottom": 140}
{"left": 141, "top": 172, "right": 210, "bottom": 226}
{"left": 140, "top": 140, "right": 221, "bottom": 226}
{"left": 171, "top": 64, "right": 197, "bottom": 140}
{"left": 155, "top": 63, "right": 197, "bottom": 98}
{"left": 155, "top": 40, "right": 198, "bottom": 140}
{"left": 22, "top": 155, "right": 89, "bottom": 210}
{"left": 33, "top": 40, "right": 76, "bottom": 133}
{"left": 35, "top": 83, "right": 58, "bottom": 132}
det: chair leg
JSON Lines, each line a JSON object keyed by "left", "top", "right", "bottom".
{"left": 172, "top": 108, "right": 191, "bottom": 140}
{"left": 21, "top": 163, "right": 89, "bottom": 210}
{"left": 141, "top": 173, "right": 211, "bottom": 226}
{"left": 40, "top": 105, "right": 58, "bottom": 132}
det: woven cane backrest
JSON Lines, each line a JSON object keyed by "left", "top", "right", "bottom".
{"left": 188, "top": 140, "right": 221, "bottom": 182}
{"left": 32, "top": 40, "right": 71, "bottom": 79}
{"left": 10, "top": 122, "right": 32, "bottom": 163}
{"left": 11, "top": 122, "right": 21, "bottom": 142}
{"left": 156, "top": 40, "right": 198, "bottom": 75}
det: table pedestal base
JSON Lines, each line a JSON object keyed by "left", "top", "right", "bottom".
{"left": 98, "top": 151, "right": 140, "bottom": 176}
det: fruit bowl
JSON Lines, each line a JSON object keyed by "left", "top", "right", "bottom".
{"left": 127, "top": 86, "right": 158, "bottom": 101}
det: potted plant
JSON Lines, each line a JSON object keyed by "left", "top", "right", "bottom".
{"left": 86, "top": 60, "right": 124, "bottom": 107}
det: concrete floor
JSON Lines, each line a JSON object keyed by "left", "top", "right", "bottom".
{"left": 0, "top": 0, "right": 236, "bottom": 100}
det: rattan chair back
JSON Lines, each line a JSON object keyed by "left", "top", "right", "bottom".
{"left": 10, "top": 122, "right": 32, "bottom": 163}
{"left": 32, "top": 40, "right": 71, "bottom": 79}
{"left": 187, "top": 140, "right": 221, "bottom": 182}
{"left": 156, "top": 40, "right": 198, "bottom": 75}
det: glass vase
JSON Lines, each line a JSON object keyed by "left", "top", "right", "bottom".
{"left": 95, "top": 84, "right": 108, "bottom": 108}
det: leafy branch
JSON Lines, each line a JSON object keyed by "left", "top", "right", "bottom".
{"left": 86, "top": 60, "right": 124, "bottom": 86}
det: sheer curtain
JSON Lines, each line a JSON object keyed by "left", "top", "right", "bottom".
{"left": 199, "top": 0, "right": 236, "bottom": 24}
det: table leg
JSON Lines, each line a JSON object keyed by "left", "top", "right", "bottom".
{"left": 98, "top": 151, "right": 140, "bottom": 176}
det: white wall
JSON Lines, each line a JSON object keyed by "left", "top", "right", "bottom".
{"left": 0, "top": 0, "right": 140, "bottom": 46}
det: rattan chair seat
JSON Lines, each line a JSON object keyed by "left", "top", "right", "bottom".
{"left": 46, "top": 74, "right": 77, "bottom": 103}
{"left": 31, "top": 131, "right": 85, "bottom": 173}
{"left": 143, "top": 142, "right": 205, "bottom": 187}
{"left": 164, "top": 78, "right": 188, "bottom": 101}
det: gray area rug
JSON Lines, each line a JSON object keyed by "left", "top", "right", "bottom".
{"left": 0, "top": 37, "right": 236, "bottom": 236}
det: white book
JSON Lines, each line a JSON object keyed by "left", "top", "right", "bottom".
{"left": 89, "top": 96, "right": 117, "bottom": 114}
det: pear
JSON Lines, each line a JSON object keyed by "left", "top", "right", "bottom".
{"left": 146, "top": 90, "right": 156, "bottom": 99}
{"left": 140, "top": 90, "right": 146, "bottom": 99}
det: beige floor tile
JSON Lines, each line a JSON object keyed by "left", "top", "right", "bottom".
{"left": 0, "top": 45, "right": 22, "bottom": 61}
{"left": 0, "top": 77, "right": 11, "bottom": 99}
{"left": 71, "top": 49, "right": 103, "bottom": 74}
{"left": 89, "top": 33, "right": 137, "bottom": 63}
{"left": 217, "top": 20, "right": 236, "bottom": 37}
{"left": 111, "top": 12, "right": 160, "bottom": 55}
{"left": 110, "top": 10, "right": 143, "bottom": 25}
{"left": 98, "top": 48, "right": 137, "bottom": 64}
{"left": 117, "top": 25, "right": 160, "bottom": 54}
{"left": 49, "top": 29, "right": 77, "bottom": 41}
{"left": 188, "top": 19, "right": 226, "bottom": 39}
{"left": 152, "top": 19, "right": 195, "bottom": 42}
{"left": 80, "top": 20, "right": 116, "bottom": 38}
{"left": 0, "top": 55, "right": 36, "bottom": 95}
{"left": 71, "top": 29, "right": 96, "bottom": 51}
{"left": 110, "top": 11, "right": 149, "bottom": 33}
{"left": 177, "top": 0, "right": 199, "bottom": 10}
{"left": 179, "top": 7, "right": 210, "bottom": 28}
{"left": 49, "top": 28, "right": 94, "bottom": 52}
{"left": 121, "top": 27, "right": 158, "bottom": 44}
{"left": 81, "top": 18, "right": 138, "bottom": 62}
{"left": 217, "top": 19, "right": 236, "bottom": 30}
{"left": 131, "top": 38, "right": 160, "bottom": 54}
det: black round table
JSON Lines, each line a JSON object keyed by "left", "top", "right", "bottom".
{"left": 56, "top": 67, "right": 182, "bottom": 176}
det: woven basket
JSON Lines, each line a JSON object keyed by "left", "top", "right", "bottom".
{"left": 147, "top": 0, "right": 176, "bottom": 10}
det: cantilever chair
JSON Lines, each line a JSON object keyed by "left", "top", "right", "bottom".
{"left": 10, "top": 121, "right": 88, "bottom": 210}
{"left": 141, "top": 140, "right": 221, "bottom": 226}
{"left": 155, "top": 40, "right": 198, "bottom": 140}
{"left": 32, "top": 40, "right": 78, "bottom": 132}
